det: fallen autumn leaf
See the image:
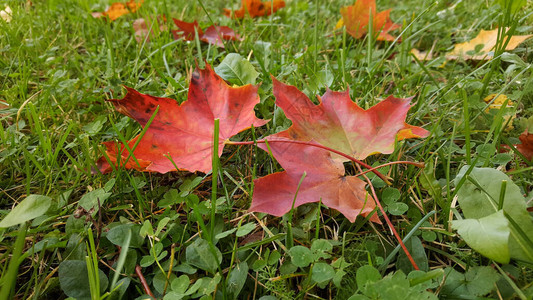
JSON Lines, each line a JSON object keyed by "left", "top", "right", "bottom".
{"left": 92, "top": 0, "right": 143, "bottom": 21}
{"left": 224, "top": 0, "right": 285, "bottom": 19}
{"left": 446, "top": 28, "right": 533, "bottom": 60}
{"left": 249, "top": 77, "right": 428, "bottom": 223}
{"left": 268, "top": 77, "right": 429, "bottom": 161}
{"left": 172, "top": 19, "right": 241, "bottom": 48}
{"left": 98, "top": 64, "right": 267, "bottom": 174}
{"left": 337, "top": 0, "right": 401, "bottom": 41}
{"left": 516, "top": 130, "right": 533, "bottom": 162}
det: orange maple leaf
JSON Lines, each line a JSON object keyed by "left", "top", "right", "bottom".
{"left": 224, "top": 0, "right": 285, "bottom": 19}
{"left": 92, "top": 0, "right": 143, "bottom": 21}
{"left": 338, "top": 0, "right": 400, "bottom": 42}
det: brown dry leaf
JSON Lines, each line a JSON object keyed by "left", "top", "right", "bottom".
{"left": 516, "top": 130, "right": 533, "bottom": 162}
{"left": 446, "top": 28, "right": 533, "bottom": 60}
{"left": 92, "top": 0, "right": 143, "bottom": 21}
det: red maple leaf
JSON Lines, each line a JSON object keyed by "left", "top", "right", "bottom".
{"left": 339, "top": 0, "right": 401, "bottom": 42}
{"left": 251, "top": 139, "right": 379, "bottom": 223}
{"left": 516, "top": 130, "right": 533, "bottom": 162}
{"left": 224, "top": 0, "right": 285, "bottom": 19}
{"left": 97, "top": 64, "right": 267, "bottom": 174}
{"left": 249, "top": 78, "right": 428, "bottom": 222}
{"left": 269, "top": 77, "right": 429, "bottom": 161}
{"left": 172, "top": 19, "right": 241, "bottom": 48}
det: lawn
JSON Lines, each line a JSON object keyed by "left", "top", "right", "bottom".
{"left": 1, "top": 0, "right": 533, "bottom": 299}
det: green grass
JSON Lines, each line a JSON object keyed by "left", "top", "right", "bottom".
{"left": 1, "top": 0, "right": 533, "bottom": 299}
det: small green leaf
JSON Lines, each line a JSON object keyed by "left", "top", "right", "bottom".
{"left": 0, "top": 195, "right": 51, "bottom": 228}
{"left": 153, "top": 271, "right": 177, "bottom": 295}
{"left": 268, "top": 250, "right": 281, "bottom": 265}
{"left": 192, "top": 273, "right": 221, "bottom": 297}
{"left": 382, "top": 187, "right": 400, "bottom": 205}
{"left": 158, "top": 189, "right": 184, "bottom": 207}
{"left": 356, "top": 265, "right": 381, "bottom": 288}
{"left": 215, "top": 53, "right": 259, "bottom": 85}
{"left": 226, "top": 262, "right": 248, "bottom": 298}
{"left": 452, "top": 210, "right": 510, "bottom": 263}
{"left": 106, "top": 224, "right": 132, "bottom": 246}
{"left": 491, "top": 153, "right": 512, "bottom": 165}
{"left": 78, "top": 189, "right": 111, "bottom": 213}
{"left": 103, "top": 178, "right": 115, "bottom": 192}
{"left": 331, "top": 257, "right": 351, "bottom": 269}
{"left": 387, "top": 202, "right": 409, "bottom": 215}
{"left": 180, "top": 176, "right": 204, "bottom": 194}
{"left": 215, "top": 228, "right": 237, "bottom": 239}
{"left": 332, "top": 269, "right": 347, "bottom": 288}
{"left": 164, "top": 291, "right": 185, "bottom": 300}
{"left": 311, "top": 239, "right": 333, "bottom": 260}
{"left": 155, "top": 217, "right": 171, "bottom": 236}
{"left": 252, "top": 259, "right": 267, "bottom": 270}
{"left": 289, "top": 246, "right": 314, "bottom": 268}
{"left": 175, "top": 263, "right": 197, "bottom": 274}
{"left": 440, "top": 266, "right": 500, "bottom": 297}
{"left": 280, "top": 261, "right": 298, "bottom": 275}
{"left": 397, "top": 236, "right": 429, "bottom": 273}
{"left": 139, "top": 255, "right": 155, "bottom": 267}
{"left": 139, "top": 220, "right": 154, "bottom": 238}
{"left": 421, "top": 231, "right": 437, "bottom": 242}
{"left": 59, "top": 260, "right": 108, "bottom": 299}
{"left": 171, "top": 275, "right": 190, "bottom": 294}
{"left": 236, "top": 223, "right": 256, "bottom": 237}
{"left": 186, "top": 238, "right": 222, "bottom": 274}
{"left": 312, "top": 262, "right": 335, "bottom": 284}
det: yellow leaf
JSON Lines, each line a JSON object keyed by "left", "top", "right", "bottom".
{"left": 484, "top": 94, "right": 515, "bottom": 130}
{"left": 335, "top": 18, "right": 344, "bottom": 30}
{"left": 446, "top": 28, "right": 533, "bottom": 60}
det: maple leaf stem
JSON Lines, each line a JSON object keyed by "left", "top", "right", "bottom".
{"left": 356, "top": 164, "right": 420, "bottom": 271}
{"left": 226, "top": 139, "right": 392, "bottom": 184}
